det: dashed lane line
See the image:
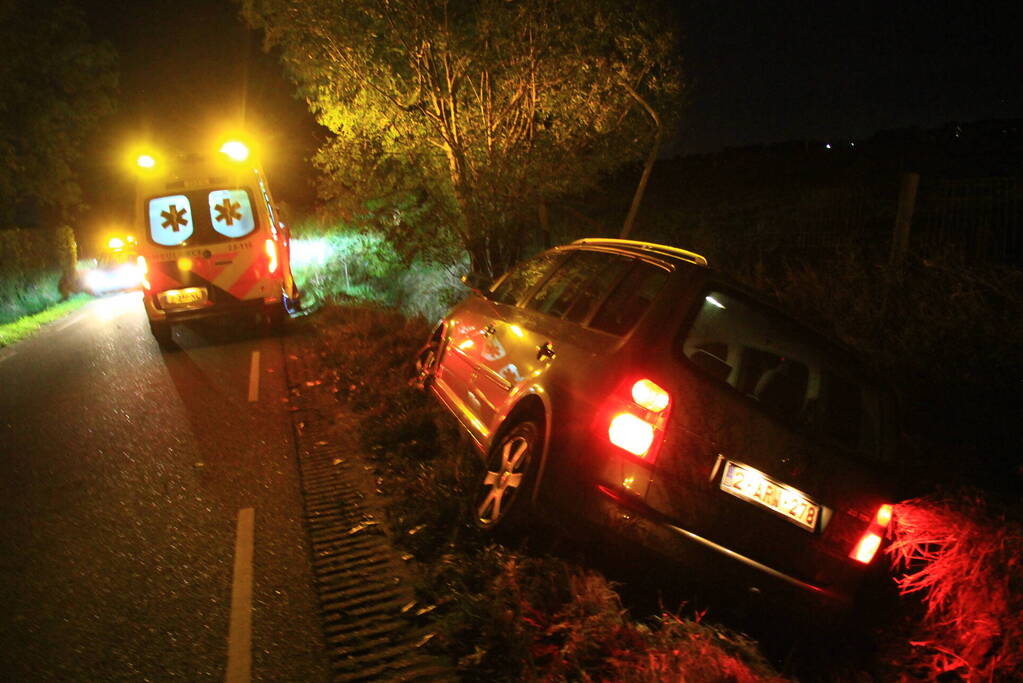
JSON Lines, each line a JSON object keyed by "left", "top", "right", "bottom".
{"left": 248, "top": 351, "right": 260, "bottom": 402}
{"left": 226, "top": 507, "right": 255, "bottom": 683}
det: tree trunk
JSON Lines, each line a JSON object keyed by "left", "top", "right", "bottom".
{"left": 618, "top": 79, "right": 663, "bottom": 240}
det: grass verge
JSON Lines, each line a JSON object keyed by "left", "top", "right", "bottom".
{"left": 306, "top": 304, "right": 787, "bottom": 682}
{"left": 0, "top": 293, "right": 91, "bottom": 348}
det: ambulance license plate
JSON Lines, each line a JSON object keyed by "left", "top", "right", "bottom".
{"left": 161, "top": 287, "right": 207, "bottom": 307}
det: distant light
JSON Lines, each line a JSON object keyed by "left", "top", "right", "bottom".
{"left": 107, "top": 237, "right": 125, "bottom": 250}
{"left": 850, "top": 142, "right": 856, "bottom": 147}
{"left": 137, "top": 154, "right": 156, "bottom": 168}
{"left": 220, "top": 140, "right": 250, "bottom": 162}
{"left": 825, "top": 143, "right": 832, "bottom": 150}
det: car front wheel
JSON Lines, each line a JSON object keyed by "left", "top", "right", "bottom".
{"left": 410, "top": 339, "right": 440, "bottom": 390}
{"left": 474, "top": 419, "right": 541, "bottom": 531}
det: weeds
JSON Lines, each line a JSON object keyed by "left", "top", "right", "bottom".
{"left": 887, "top": 493, "right": 1023, "bottom": 681}
{"left": 289, "top": 217, "right": 467, "bottom": 320}
{"left": 0, "top": 292, "right": 90, "bottom": 346}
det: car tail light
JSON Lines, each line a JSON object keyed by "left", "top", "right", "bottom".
{"left": 850, "top": 503, "right": 894, "bottom": 564}
{"left": 608, "top": 413, "right": 655, "bottom": 455}
{"left": 265, "top": 239, "right": 279, "bottom": 275}
{"left": 604, "top": 378, "right": 671, "bottom": 462}
{"left": 138, "top": 255, "right": 150, "bottom": 291}
{"left": 631, "top": 379, "right": 671, "bottom": 412}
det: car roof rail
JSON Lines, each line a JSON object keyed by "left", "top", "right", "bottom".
{"left": 571, "top": 238, "right": 709, "bottom": 267}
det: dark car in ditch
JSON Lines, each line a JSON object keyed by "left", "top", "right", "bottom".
{"left": 413, "top": 237, "right": 899, "bottom": 614}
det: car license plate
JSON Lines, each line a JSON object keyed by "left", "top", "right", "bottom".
{"left": 161, "top": 287, "right": 206, "bottom": 307}
{"left": 720, "top": 461, "right": 820, "bottom": 531}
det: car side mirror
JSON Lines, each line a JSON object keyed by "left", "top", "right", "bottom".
{"left": 461, "top": 272, "right": 492, "bottom": 297}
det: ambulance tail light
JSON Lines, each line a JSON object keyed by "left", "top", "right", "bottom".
{"left": 265, "top": 239, "right": 279, "bottom": 275}
{"left": 138, "top": 255, "right": 151, "bottom": 291}
{"left": 605, "top": 378, "right": 671, "bottom": 462}
{"left": 850, "top": 503, "right": 894, "bottom": 565}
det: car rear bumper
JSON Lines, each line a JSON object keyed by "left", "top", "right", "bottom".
{"left": 144, "top": 294, "right": 277, "bottom": 324}
{"left": 590, "top": 483, "right": 859, "bottom": 613}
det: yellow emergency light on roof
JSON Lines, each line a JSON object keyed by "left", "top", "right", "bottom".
{"left": 219, "top": 140, "right": 250, "bottom": 162}
{"left": 136, "top": 154, "right": 156, "bottom": 169}
{"left": 108, "top": 237, "right": 125, "bottom": 250}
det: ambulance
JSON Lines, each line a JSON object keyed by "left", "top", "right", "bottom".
{"left": 133, "top": 141, "right": 299, "bottom": 347}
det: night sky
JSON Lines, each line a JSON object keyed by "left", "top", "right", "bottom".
{"left": 75, "top": 0, "right": 1021, "bottom": 247}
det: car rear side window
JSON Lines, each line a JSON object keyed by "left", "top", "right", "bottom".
{"left": 490, "top": 252, "right": 562, "bottom": 305}
{"left": 526, "top": 251, "right": 630, "bottom": 322}
{"left": 680, "top": 290, "right": 882, "bottom": 458}
{"left": 588, "top": 261, "right": 669, "bottom": 335}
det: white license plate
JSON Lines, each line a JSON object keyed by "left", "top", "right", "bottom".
{"left": 720, "top": 461, "right": 820, "bottom": 531}
{"left": 161, "top": 287, "right": 206, "bottom": 307}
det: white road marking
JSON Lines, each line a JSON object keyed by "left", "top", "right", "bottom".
{"left": 56, "top": 314, "right": 85, "bottom": 332}
{"left": 247, "top": 351, "right": 260, "bottom": 402}
{"left": 226, "top": 507, "right": 255, "bottom": 683}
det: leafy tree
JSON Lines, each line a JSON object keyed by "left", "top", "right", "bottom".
{"left": 241, "top": 0, "right": 684, "bottom": 275}
{"left": 0, "top": 0, "right": 117, "bottom": 229}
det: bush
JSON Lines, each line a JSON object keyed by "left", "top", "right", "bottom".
{"left": 0, "top": 226, "right": 78, "bottom": 323}
{"left": 887, "top": 493, "right": 1023, "bottom": 681}
{"left": 289, "top": 216, "right": 467, "bottom": 321}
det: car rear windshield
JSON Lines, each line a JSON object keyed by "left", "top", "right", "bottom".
{"left": 147, "top": 188, "right": 258, "bottom": 247}
{"left": 680, "top": 290, "right": 885, "bottom": 460}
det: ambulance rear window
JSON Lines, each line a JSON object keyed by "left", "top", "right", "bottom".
{"left": 148, "top": 195, "right": 194, "bottom": 246}
{"left": 208, "top": 190, "right": 256, "bottom": 239}
{"left": 147, "top": 188, "right": 258, "bottom": 246}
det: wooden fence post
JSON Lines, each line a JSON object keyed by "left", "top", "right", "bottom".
{"left": 890, "top": 172, "right": 920, "bottom": 266}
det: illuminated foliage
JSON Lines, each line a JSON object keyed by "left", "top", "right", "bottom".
{"left": 0, "top": 1, "right": 117, "bottom": 228}
{"left": 241, "top": 0, "right": 684, "bottom": 275}
{"left": 888, "top": 494, "right": 1023, "bottom": 681}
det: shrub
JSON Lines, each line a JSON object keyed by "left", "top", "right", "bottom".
{"left": 0, "top": 226, "right": 78, "bottom": 323}
{"left": 887, "top": 493, "right": 1023, "bottom": 681}
{"left": 289, "top": 216, "right": 467, "bottom": 320}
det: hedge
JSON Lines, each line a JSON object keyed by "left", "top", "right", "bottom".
{"left": 0, "top": 226, "right": 78, "bottom": 324}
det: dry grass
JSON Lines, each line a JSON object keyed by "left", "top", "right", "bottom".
{"left": 887, "top": 494, "right": 1023, "bottom": 681}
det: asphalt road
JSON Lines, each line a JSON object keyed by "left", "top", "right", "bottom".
{"left": 0, "top": 292, "right": 330, "bottom": 682}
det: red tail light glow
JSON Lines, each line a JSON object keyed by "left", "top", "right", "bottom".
{"left": 850, "top": 503, "right": 894, "bottom": 564}
{"left": 608, "top": 413, "right": 655, "bottom": 456}
{"left": 265, "top": 238, "right": 279, "bottom": 275}
{"left": 604, "top": 378, "right": 672, "bottom": 461}
{"left": 631, "top": 379, "right": 670, "bottom": 412}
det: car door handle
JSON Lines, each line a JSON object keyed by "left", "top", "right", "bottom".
{"left": 481, "top": 324, "right": 496, "bottom": 337}
{"left": 537, "top": 342, "right": 556, "bottom": 361}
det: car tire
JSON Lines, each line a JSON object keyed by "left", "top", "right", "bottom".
{"left": 149, "top": 320, "right": 173, "bottom": 349}
{"left": 474, "top": 419, "right": 542, "bottom": 531}
{"left": 409, "top": 340, "right": 440, "bottom": 390}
